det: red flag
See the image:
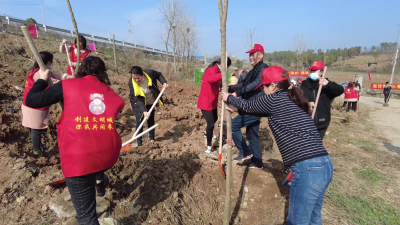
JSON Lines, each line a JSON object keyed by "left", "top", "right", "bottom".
{"left": 28, "top": 24, "right": 38, "bottom": 38}
{"left": 368, "top": 71, "right": 371, "bottom": 80}
{"left": 345, "top": 73, "right": 347, "bottom": 76}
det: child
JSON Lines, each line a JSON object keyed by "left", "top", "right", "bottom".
{"left": 222, "top": 66, "right": 333, "bottom": 224}
{"left": 21, "top": 51, "right": 66, "bottom": 157}
{"left": 60, "top": 35, "right": 92, "bottom": 76}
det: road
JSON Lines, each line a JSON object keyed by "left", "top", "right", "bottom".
{"left": 361, "top": 96, "right": 400, "bottom": 154}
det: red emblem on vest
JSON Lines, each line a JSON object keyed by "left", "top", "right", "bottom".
{"left": 89, "top": 93, "right": 106, "bottom": 115}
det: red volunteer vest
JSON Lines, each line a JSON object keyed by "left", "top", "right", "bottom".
{"left": 66, "top": 43, "right": 92, "bottom": 75}
{"left": 344, "top": 87, "right": 358, "bottom": 99}
{"left": 57, "top": 75, "right": 125, "bottom": 177}
{"left": 23, "top": 68, "right": 50, "bottom": 111}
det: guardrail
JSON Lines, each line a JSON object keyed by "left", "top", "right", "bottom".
{"left": 0, "top": 15, "right": 173, "bottom": 56}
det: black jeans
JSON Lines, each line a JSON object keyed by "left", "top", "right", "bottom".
{"left": 384, "top": 94, "right": 389, "bottom": 103}
{"left": 30, "top": 128, "right": 45, "bottom": 152}
{"left": 318, "top": 127, "right": 327, "bottom": 140}
{"left": 347, "top": 102, "right": 357, "bottom": 112}
{"left": 201, "top": 109, "right": 218, "bottom": 146}
{"left": 135, "top": 105, "right": 155, "bottom": 145}
{"left": 65, "top": 171, "right": 105, "bottom": 225}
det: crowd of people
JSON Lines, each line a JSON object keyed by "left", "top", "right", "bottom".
{"left": 21, "top": 35, "right": 352, "bottom": 223}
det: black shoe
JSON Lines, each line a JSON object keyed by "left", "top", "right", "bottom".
{"left": 233, "top": 154, "right": 253, "bottom": 162}
{"left": 33, "top": 150, "right": 43, "bottom": 158}
{"left": 96, "top": 175, "right": 109, "bottom": 197}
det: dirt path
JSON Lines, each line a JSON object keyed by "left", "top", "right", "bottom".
{"left": 361, "top": 96, "right": 400, "bottom": 154}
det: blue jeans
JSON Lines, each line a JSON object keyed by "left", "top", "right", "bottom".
{"left": 287, "top": 155, "right": 334, "bottom": 225}
{"left": 232, "top": 114, "right": 262, "bottom": 167}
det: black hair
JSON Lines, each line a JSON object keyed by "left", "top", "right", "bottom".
{"left": 274, "top": 71, "right": 310, "bottom": 114}
{"left": 205, "top": 57, "right": 232, "bottom": 72}
{"left": 74, "top": 35, "right": 87, "bottom": 49}
{"left": 129, "top": 66, "right": 144, "bottom": 76}
{"left": 347, "top": 82, "right": 354, "bottom": 88}
{"left": 386, "top": 81, "right": 389, "bottom": 84}
{"left": 32, "top": 51, "right": 53, "bottom": 71}
{"left": 75, "top": 56, "right": 110, "bottom": 85}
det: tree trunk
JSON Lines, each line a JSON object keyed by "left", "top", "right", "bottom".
{"left": 66, "top": 0, "right": 80, "bottom": 77}
{"left": 218, "top": 1, "right": 231, "bottom": 225}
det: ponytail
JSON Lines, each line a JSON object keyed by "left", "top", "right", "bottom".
{"left": 275, "top": 71, "right": 310, "bottom": 114}
{"left": 32, "top": 51, "right": 53, "bottom": 71}
{"left": 205, "top": 57, "right": 232, "bottom": 73}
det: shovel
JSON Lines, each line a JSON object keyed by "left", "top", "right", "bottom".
{"left": 311, "top": 66, "right": 328, "bottom": 119}
{"left": 218, "top": 102, "right": 226, "bottom": 177}
{"left": 64, "top": 43, "right": 75, "bottom": 75}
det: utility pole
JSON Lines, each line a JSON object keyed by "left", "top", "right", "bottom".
{"left": 390, "top": 26, "right": 400, "bottom": 84}
{"left": 172, "top": 24, "right": 177, "bottom": 74}
{"left": 41, "top": 4, "right": 46, "bottom": 32}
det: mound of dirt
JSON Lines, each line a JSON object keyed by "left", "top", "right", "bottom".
{"left": 0, "top": 32, "right": 285, "bottom": 224}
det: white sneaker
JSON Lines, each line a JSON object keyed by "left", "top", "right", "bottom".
{"left": 205, "top": 146, "right": 212, "bottom": 154}
{"left": 212, "top": 135, "right": 218, "bottom": 139}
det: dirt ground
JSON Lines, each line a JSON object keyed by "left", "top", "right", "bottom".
{"left": 1, "top": 32, "right": 400, "bottom": 225}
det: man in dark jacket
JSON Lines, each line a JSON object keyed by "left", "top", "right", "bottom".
{"left": 300, "top": 61, "right": 344, "bottom": 140}
{"left": 383, "top": 81, "right": 392, "bottom": 104}
{"left": 228, "top": 44, "right": 268, "bottom": 169}
{"left": 129, "top": 66, "right": 168, "bottom": 146}
{"left": 239, "top": 68, "right": 248, "bottom": 81}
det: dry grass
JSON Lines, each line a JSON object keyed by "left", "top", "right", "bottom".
{"left": 321, "top": 99, "right": 400, "bottom": 224}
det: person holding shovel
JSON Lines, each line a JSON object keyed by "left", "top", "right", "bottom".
{"left": 222, "top": 66, "right": 333, "bottom": 224}
{"left": 59, "top": 35, "right": 92, "bottom": 76}
{"left": 25, "top": 56, "right": 125, "bottom": 225}
{"left": 129, "top": 66, "right": 168, "bottom": 147}
{"left": 197, "top": 57, "right": 232, "bottom": 153}
{"left": 383, "top": 81, "right": 392, "bottom": 104}
{"left": 21, "top": 51, "right": 68, "bottom": 157}
{"left": 300, "top": 61, "right": 344, "bottom": 139}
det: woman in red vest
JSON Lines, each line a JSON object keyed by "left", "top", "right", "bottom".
{"left": 21, "top": 51, "right": 67, "bottom": 157}
{"left": 60, "top": 35, "right": 92, "bottom": 76}
{"left": 25, "top": 56, "right": 125, "bottom": 225}
{"left": 197, "top": 57, "right": 231, "bottom": 153}
{"left": 344, "top": 81, "right": 359, "bottom": 112}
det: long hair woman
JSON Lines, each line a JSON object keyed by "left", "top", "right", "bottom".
{"left": 25, "top": 56, "right": 124, "bottom": 225}
{"left": 197, "top": 57, "right": 231, "bottom": 153}
{"left": 222, "top": 66, "right": 333, "bottom": 224}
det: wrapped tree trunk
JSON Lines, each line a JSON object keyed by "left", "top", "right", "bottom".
{"left": 217, "top": 1, "right": 232, "bottom": 224}
{"left": 66, "top": 0, "right": 80, "bottom": 77}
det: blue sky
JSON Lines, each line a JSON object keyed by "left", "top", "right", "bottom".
{"left": 1, "top": 0, "right": 399, "bottom": 59}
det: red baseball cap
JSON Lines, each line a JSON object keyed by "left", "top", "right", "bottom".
{"left": 243, "top": 68, "right": 247, "bottom": 72}
{"left": 232, "top": 73, "right": 236, "bottom": 76}
{"left": 309, "top": 61, "right": 325, "bottom": 71}
{"left": 246, "top": 44, "right": 265, "bottom": 55}
{"left": 254, "top": 66, "right": 290, "bottom": 91}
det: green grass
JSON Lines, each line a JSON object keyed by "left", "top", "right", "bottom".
{"left": 354, "top": 168, "right": 386, "bottom": 184}
{"left": 357, "top": 140, "right": 377, "bottom": 148}
{"left": 328, "top": 191, "right": 400, "bottom": 225}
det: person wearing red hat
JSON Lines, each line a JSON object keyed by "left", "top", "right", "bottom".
{"left": 228, "top": 44, "right": 268, "bottom": 169}
{"left": 229, "top": 72, "right": 238, "bottom": 85}
{"left": 239, "top": 68, "right": 248, "bottom": 80}
{"left": 300, "top": 61, "right": 344, "bottom": 140}
{"left": 222, "top": 66, "right": 333, "bottom": 224}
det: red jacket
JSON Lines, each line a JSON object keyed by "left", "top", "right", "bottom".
{"left": 23, "top": 68, "right": 50, "bottom": 111}
{"left": 66, "top": 43, "right": 92, "bottom": 75}
{"left": 197, "top": 65, "right": 222, "bottom": 111}
{"left": 57, "top": 76, "right": 125, "bottom": 177}
{"left": 344, "top": 86, "right": 358, "bottom": 99}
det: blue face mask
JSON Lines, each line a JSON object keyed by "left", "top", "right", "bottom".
{"left": 309, "top": 72, "right": 319, "bottom": 81}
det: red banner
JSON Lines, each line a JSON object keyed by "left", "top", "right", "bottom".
{"left": 370, "top": 83, "right": 400, "bottom": 90}
{"left": 287, "top": 70, "right": 309, "bottom": 77}
{"left": 28, "top": 24, "right": 38, "bottom": 38}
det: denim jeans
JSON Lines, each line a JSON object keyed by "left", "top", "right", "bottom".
{"left": 135, "top": 105, "right": 155, "bottom": 145}
{"left": 65, "top": 171, "right": 105, "bottom": 225}
{"left": 232, "top": 114, "right": 262, "bottom": 167}
{"left": 287, "top": 155, "right": 334, "bottom": 225}
{"left": 30, "top": 128, "right": 45, "bottom": 152}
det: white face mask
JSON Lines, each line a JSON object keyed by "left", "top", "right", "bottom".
{"left": 48, "top": 64, "right": 53, "bottom": 70}
{"left": 309, "top": 72, "right": 319, "bottom": 81}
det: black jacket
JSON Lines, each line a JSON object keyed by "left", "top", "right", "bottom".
{"left": 300, "top": 78, "right": 344, "bottom": 129}
{"left": 229, "top": 61, "right": 268, "bottom": 101}
{"left": 383, "top": 85, "right": 392, "bottom": 95}
{"left": 129, "top": 69, "right": 167, "bottom": 118}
